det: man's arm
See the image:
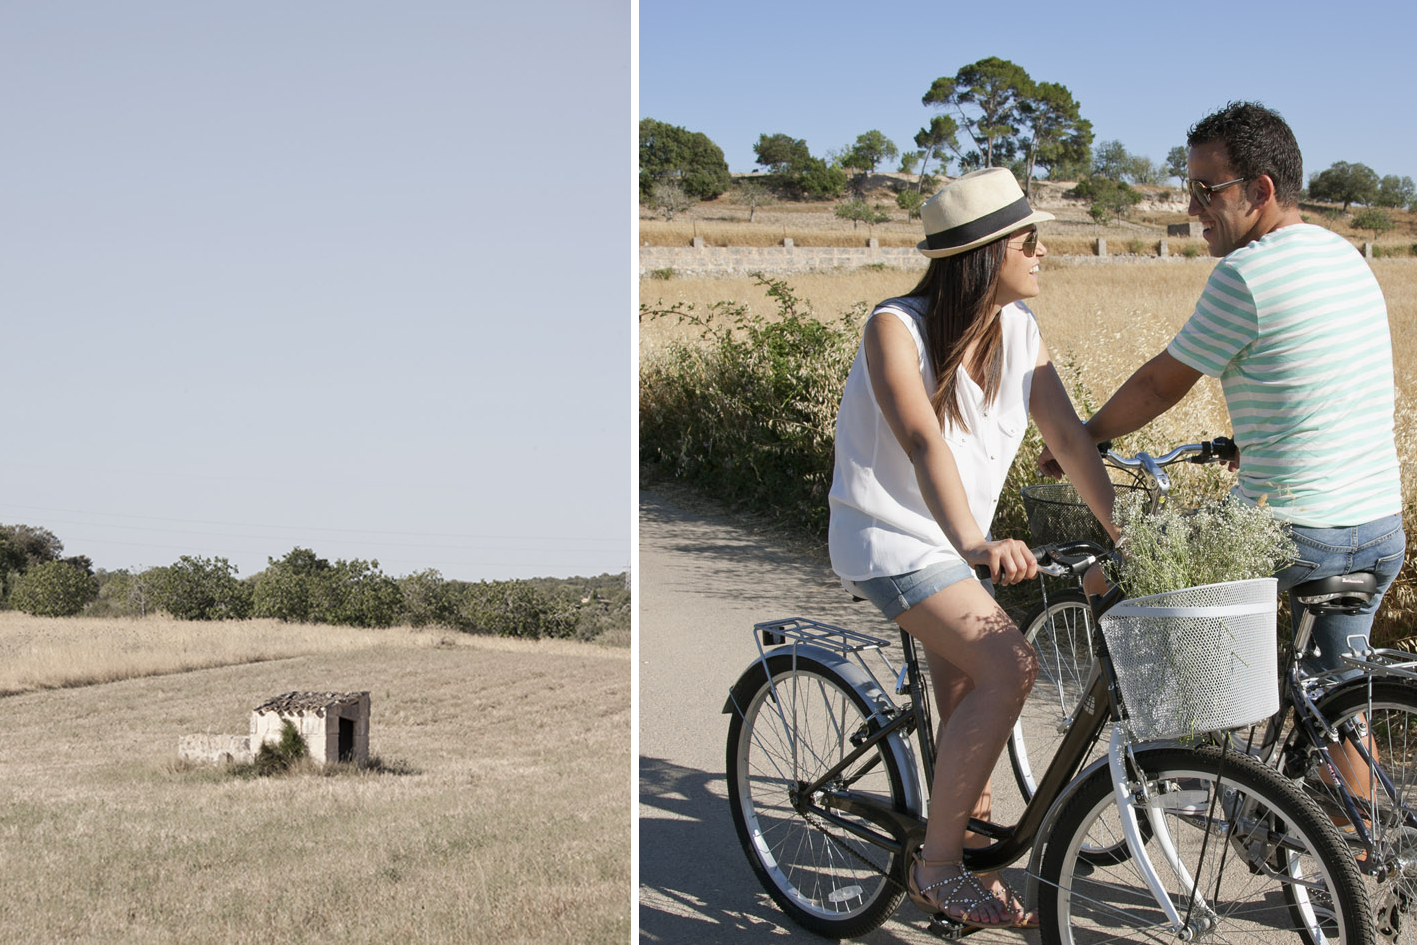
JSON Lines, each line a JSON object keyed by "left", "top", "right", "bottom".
{"left": 1038, "top": 349, "right": 1202, "bottom": 478}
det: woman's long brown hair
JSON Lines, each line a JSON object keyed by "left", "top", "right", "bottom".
{"left": 907, "top": 236, "right": 1008, "bottom": 434}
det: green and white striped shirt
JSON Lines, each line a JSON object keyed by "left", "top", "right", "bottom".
{"left": 1167, "top": 224, "right": 1400, "bottom": 527}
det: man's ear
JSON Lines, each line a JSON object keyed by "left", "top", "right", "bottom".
{"left": 1251, "top": 173, "right": 1276, "bottom": 208}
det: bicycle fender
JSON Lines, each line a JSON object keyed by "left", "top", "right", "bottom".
{"left": 722, "top": 644, "right": 924, "bottom": 819}
{"left": 1022, "top": 737, "right": 1177, "bottom": 912}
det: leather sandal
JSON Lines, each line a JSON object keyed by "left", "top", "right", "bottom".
{"left": 907, "top": 853, "right": 1015, "bottom": 928}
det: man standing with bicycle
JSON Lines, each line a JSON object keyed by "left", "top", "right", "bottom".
{"left": 1042, "top": 100, "right": 1405, "bottom": 671}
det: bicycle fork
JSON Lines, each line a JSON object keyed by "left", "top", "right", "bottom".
{"left": 1107, "top": 726, "right": 1219, "bottom": 936}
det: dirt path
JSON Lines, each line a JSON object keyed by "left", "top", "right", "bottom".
{"left": 637, "top": 487, "right": 1037, "bottom": 944}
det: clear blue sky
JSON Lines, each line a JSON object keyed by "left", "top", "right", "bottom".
{"left": 1, "top": 2, "right": 631, "bottom": 582}
{"left": 640, "top": 1, "right": 1416, "bottom": 185}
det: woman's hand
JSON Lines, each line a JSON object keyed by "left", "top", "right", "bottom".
{"left": 966, "top": 538, "right": 1039, "bottom": 586}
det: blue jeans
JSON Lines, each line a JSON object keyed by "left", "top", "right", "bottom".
{"left": 1274, "top": 514, "right": 1405, "bottom": 671}
{"left": 841, "top": 558, "right": 976, "bottom": 621}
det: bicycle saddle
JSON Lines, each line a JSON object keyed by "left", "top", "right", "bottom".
{"left": 1293, "top": 572, "right": 1377, "bottom": 614}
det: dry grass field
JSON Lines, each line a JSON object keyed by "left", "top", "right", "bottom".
{"left": 639, "top": 255, "right": 1417, "bottom": 640}
{"left": 0, "top": 613, "right": 630, "bottom": 944}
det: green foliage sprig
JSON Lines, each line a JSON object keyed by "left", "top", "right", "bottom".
{"left": 1111, "top": 491, "right": 1296, "bottom": 599}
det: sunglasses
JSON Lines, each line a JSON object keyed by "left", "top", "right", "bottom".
{"left": 1186, "top": 176, "right": 1249, "bottom": 207}
{"left": 1008, "top": 227, "right": 1040, "bottom": 256}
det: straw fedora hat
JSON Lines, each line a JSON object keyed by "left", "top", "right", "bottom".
{"left": 917, "top": 167, "right": 1054, "bottom": 258}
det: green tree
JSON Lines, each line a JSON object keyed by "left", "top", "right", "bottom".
{"left": 10, "top": 560, "right": 97, "bottom": 617}
{"left": 1376, "top": 175, "right": 1416, "bottom": 209}
{"left": 398, "top": 569, "right": 455, "bottom": 628}
{"left": 752, "top": 132, "right": 811, "bottom": 176}
{"left": 153, "top": 555, "right": 252, "bottom": 621}
{"left": 315, "top": 558, "right": 401, "bottom": 628}
{"left": 253, "top": 547, "right": 331, "bottom": 622}
{"left": 1352, "top": 207, "right": 1395, "bottom": 242}
{"left": 638, "top": 118, "right": 731, "bottom": 201}
{"left": 1165, "top": 146, "right": 1189, "bottom": 185}
{"left": 896, "top": 188, "right": 926, "bottom": 219}
{"left": 841, "top": 130, "right": 898, "bottom": 192}
{"left": 898, "top": 150, "right": 922, "bottom": 175}
{"left": 1017, "top": 80, "right": 1091, "bottom": 197}
{"left": 454, "top": 580, "right": 555, "bottom": 638}
{"left": 834, "top": 199, "right": 890, "bottom": 231}
{"left": 1092, "top": 140, "right": 1132, "bottom": 180}
{"left": 1308, "top": 161, "right": 1380, "bottom": 211}
{"left": 795, "top": 157, "right": 846, "bottom": 198}
{"left": 922, "top": 57, "right": 1031, "bottom": 169}
{"left": 913, "top": 114, "right": 960, "bottom": 188}
{"left": 1071, "top": 177, "right": 1143, "bottom": 223}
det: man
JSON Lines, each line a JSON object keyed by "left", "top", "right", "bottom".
{"left": 1043, "top": 100, "right": 1404, "bottom": 669}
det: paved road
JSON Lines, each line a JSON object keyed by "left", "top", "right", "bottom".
{"left": 638, "top": 488, "right": 1037, "bottom": 945}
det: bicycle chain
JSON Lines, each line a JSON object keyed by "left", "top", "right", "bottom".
{"left": 800, "top": 807, "right": 905, "bottom": 891}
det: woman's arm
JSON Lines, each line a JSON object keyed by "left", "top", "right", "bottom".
{"left": 1028, "top": 342, "right": 1120, "bottom": 542}
{"left": 863, "top": 312, "right": 1037, "bottom": 585}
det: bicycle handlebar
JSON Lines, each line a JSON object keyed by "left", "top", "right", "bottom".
{"left": 1097, "top": 436, "right": 1237, "bottom": 468}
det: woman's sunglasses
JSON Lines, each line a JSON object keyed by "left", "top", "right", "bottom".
{"left": 1008, "top": 228, "right": 1039, "bottom": 256}
{"left": 1186, "top": 176, "right": 1249, "bottom": 207}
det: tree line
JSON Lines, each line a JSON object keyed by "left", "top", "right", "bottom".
{"left": 640, "top": 56, "right": 1416, "bottom": 229}
{"left": 0, "top": 523, "right": 629, "bottom": 642}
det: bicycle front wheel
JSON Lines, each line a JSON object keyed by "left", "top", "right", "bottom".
{"left": 1285, "top": 678, "right": 1417, "bottom": 939}
{"left": 1039, "top": 744, "right": 1373, "bottom": 945}
{"left": 726, "top": 654, "right": 911, "bottom": 938}
{"left": 1010, "top": 589, "right": 1101, "bottom": 800}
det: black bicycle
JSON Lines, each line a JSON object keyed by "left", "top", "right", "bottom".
{"left": 724, "top": 541, "right": 1373, "bottom": 944}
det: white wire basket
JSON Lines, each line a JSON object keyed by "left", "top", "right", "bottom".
{"left": 1100, "top": 578, "right": 1279, "bottom": 740}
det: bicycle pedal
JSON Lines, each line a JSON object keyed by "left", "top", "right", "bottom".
{"left": 925, "top": 914, "right": 982, "bottom": 939}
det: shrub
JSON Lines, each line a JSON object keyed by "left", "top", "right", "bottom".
{"left": 10, "top": 560, "right": 97, "bottom": 617}
{"left": 640, "top": 274, "right": 860, "bottom": 533}
{"left": 152, "top": 555, "right": 252, "bottom": 620}
{"left": 398, "top": 568, "right": 456, "bottom": 628}
{"left": 254, "top": 720, "right": 308, "bottom": 776}
{"left": 452, "top": 580, "right": 568, "bottom": 638}
{"left": 648, "top": 267, "right": 675, "bottom": 280}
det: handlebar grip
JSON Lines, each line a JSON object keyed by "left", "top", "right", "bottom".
{"left": 1096, "top": 440, "right": 1113, "bottom": 454}
{"left": 974, "top": 564, "right": 992, "bottom": 581}
{"left": 1213, "top": 435, "right": 1237, "bottom": 463}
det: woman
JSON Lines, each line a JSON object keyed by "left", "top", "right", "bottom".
{"left": 828, "top": 168, "right": 1118, "bottom": 929}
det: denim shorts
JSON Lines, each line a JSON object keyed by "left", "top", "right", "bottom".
{"left": 841, "top": 558, "right": 977, "bottom": 621}
{"left": 1273, "top": 514, "right": 1405, "bottom": 672}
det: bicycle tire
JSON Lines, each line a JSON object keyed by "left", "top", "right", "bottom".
{"left": 1038, "top": 744, "right": 1373, "bottom": 945}
{"left": 1281, "top": 677, "right": 1417, "bottom": 941}
{"left": 1009, "top": 589, "right": 1098, "bottom": 801}
{"left": 725, "top": 653, "right": 911, "bottom": 938}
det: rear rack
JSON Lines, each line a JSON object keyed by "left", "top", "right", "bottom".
{"left": 1339, "top": 645, "right": 1417, "bottom": 683}
{"left": 754, "top": 617, "right": 891, "bottom": 654}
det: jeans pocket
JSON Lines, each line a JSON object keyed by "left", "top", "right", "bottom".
{"left": 1275, "top": 557, "right": 1320, "bottom": 593}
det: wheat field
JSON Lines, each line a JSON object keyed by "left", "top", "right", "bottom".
{"left": 640, "top": 257, "right": 1417, "bottom": 640}
{"left": 0, "top": 614, "right": 630, "bottom": 944}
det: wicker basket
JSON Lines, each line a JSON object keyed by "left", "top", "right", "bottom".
{"left": 1099, "top": 577, "right": 1278, "bottom": 740}
{"left": 1020, "top": 482, "right": 1139, "bottom": 548}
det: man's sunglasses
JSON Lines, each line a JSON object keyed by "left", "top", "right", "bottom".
{"left": 1187, "top": 176, "right": 1249, "bottom": 207}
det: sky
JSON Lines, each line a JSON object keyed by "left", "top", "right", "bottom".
{"left": 1, "top": 2, "right": 632, "bottom": 583}
{"left": 640, "top": 0, "right": 1417, "bottom": 186}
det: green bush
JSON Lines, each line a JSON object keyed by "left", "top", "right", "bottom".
{"left": 151, "top": 555, "right": 252, "bottom": 620}
{"left": 452, "top": 580, "right": 570, "bottom": 639}
{"left": 10, "top": 560, "right": 97, "bottom": 617}
{"left": 254, "top": 720, "right": 308, "bottom": 776}
{"left": 640, "top": 274, "right": 861, "bottom": 533}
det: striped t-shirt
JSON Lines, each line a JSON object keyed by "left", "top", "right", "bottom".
{"left": 1167, "top": 224, "right": 1400, "bottom": 527}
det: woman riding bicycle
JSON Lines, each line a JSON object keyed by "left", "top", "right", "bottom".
{"left": 827, "top": 167, "right": 1118, "bottom": 930}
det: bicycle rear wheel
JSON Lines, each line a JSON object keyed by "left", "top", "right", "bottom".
{"left": 726, "top": 654, "right": 911, "bottom": 938}
{"left": 1039, "top": 744, "right": 1372, "bottom": 945}
{"left": 1284, "top": 678, "right": 1417, "bottom": 940}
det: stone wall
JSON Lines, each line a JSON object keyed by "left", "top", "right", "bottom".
{"left": 178, "top": 733, "right": 253, "bottom": 766}
{"left": 639, "top": 239, "right": 925, "bottom": 279}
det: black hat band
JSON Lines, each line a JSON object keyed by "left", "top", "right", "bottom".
{"left": 923, "top": 196, "right": 1032, "bottom": 251}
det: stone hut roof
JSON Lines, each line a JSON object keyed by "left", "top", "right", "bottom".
{"left": 254, "top": 691, "right": 368, "bottom": 716}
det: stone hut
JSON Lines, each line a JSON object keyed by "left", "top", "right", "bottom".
{"left": 252, "top": 691, "right": 371, "bottom": 766}
{"left": 1167, "top": 221, "right": 1203, "bottom": 238}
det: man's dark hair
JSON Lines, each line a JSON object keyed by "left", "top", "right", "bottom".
{"left": 1187, "top": 101, "right": 1303, "bottom": 207}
